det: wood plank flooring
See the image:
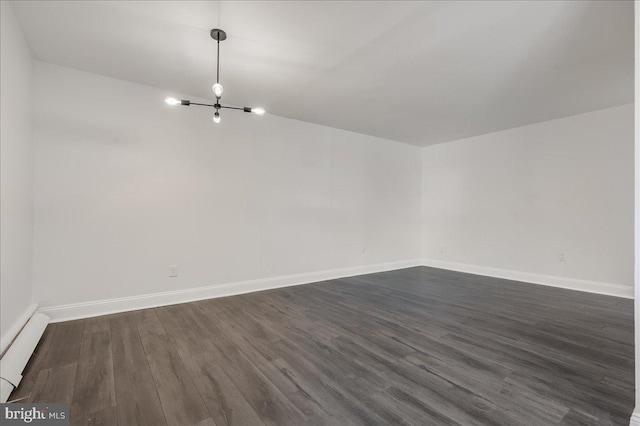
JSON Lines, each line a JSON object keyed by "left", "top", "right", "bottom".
{"left": 10, "top": 266, "right": 635, "bottom": 425}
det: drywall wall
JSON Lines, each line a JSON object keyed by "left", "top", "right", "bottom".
{"left": 32, "top": 62, "right": 422, "bottom": 310}
{"left": 1, "top": 2, "right": 35, "bottom": 349}
{"left": 422, "top": 104, "right": 634, "bottom": 294}
{"left": 632, "top": 2, "right": 639, "bottom": 423}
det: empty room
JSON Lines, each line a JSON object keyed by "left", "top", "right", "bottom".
{"left": 1, "top": 1, "right": 638, "bottom": 425}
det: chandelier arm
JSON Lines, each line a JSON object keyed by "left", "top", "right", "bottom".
{"left": 219, "top": 105, "right": 245, "bottom": 111}
{"left": 188, "top": 102, "right": 218, "bottom": 108}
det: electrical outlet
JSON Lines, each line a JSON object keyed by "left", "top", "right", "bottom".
{"left": 361, "top": 245, "right": 366, "bottom": 254}
{"left": 439, "top": 246, "right": 445, "bottom": 254}
{"left": 169, "top": 264, "right": 178, "bottom": 277}
{"left": 558, "top": 253, "right": 565, "bottom": 262}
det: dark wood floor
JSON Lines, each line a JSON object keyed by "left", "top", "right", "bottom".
{"left": 10, "top": 266, "right": 635, "bottom": 425}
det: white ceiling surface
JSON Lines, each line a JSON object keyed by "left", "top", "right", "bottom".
{"left": 12, "top": 1, "right": 634, "bottom": 146}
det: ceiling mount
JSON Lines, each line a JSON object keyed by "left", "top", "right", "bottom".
{"left": 210, "top": 29, "right": 227, "bottom": 41}
{"left": 165, "top": 28, "right": 265, "bottom": 123}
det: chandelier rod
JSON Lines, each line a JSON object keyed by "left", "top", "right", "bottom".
{"left": 216, "top": 38, "right": 220, "bottom": 85}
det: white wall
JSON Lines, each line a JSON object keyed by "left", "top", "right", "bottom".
{"left": 32, "top": 62, "right": 422, "bottom": 309}
{"left": 1, "top": 2, "right": 35, "bottom": 348}
{"left": 422, "top": 104, "right": 634, "bottom": 293}
{"left": 633, "top": 1, "right": 639, "bottom": 424}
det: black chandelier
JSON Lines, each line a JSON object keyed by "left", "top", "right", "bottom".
{"left": 165, "top": 29, "right": 265, "bottom": 123}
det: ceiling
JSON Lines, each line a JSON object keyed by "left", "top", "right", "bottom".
{"left": 12, "top": 1, "right": 634, "bottom": 146}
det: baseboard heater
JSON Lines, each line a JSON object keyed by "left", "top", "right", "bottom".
{"left": 0, "top": 313, "right": 49, "bottom": 402}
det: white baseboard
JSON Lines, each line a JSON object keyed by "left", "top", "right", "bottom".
{"left": 38, "top": 259, "right": 422, "bottom": 322}
{"left": 1, "top": 302, "right": 38, "bottom": 355}
{"left": 422, "top": 259, "right": 633, "bottom": 299}
{"left": 36, "top": 257, "right": 633, "bottom": 322}
{"left": 630, "top": 409, "right": 640, "bottom": 426}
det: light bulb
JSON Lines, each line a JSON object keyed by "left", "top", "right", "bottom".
{"left": 212, "top": 83, "right": 224, "bottom": 98}
{"left": 252, "top": 107, "right": 265, "bottom": 116}
{"left": 165, "top": 97, "right": 180, "bottom": 106}
{"left": 213, "top": 112, "right": 221, "bottom": 124}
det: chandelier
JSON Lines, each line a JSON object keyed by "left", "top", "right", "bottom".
{"left": 164, "top": 29, "right": 265, "bottom": 123}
